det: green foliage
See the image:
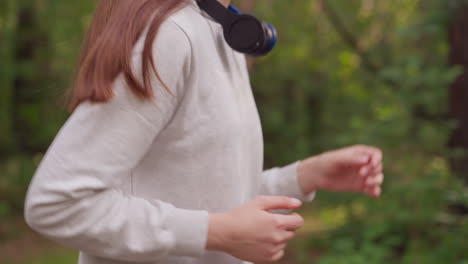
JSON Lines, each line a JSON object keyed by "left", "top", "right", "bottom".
{"left": 3, "top": 247, "right": 77, "bottom": 264}
{"left": 250, "top": 0, "right": 468, "bottom": 263}
{"left": 302, "top": 164, "right": 468, "bottom": 263}
{"left": 253, "top": 0, "right": 458, "bottom": 164}
{"left": 22, "top": 252, "right": 78, "bottom": 264}
{"left": 0, "top": 0, "right": 94, "bottom": 224}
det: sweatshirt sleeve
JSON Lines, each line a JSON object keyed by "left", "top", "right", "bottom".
{"left": 24, "top": 19, "right": 209, "bottom": 262}
{"left": 259, "top": 161, "right": 316, "bottom": 202}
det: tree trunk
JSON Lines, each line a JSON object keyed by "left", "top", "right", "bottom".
{"left": 12, "top": 5, "right": 46, "bottom": 154}
{"left": 448, "top": 5, "right": 468, "bottom": 182}
{"left": 0, "top": 0, "right": 15, "bottom": 158}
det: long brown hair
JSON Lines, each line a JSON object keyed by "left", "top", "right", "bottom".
{"left": 69, "top": 0, "right": 188, "bottom": 110}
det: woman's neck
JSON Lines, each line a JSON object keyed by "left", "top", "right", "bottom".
{"left": 218, "top": 0, "right": 230, "bottom": 7}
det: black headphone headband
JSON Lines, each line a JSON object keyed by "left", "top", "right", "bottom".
{"left": 197, "top": 0, "right": 236, "bottom": 27}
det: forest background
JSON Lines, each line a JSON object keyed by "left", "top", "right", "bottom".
{"left": 1, "top": 0, "right": 467, "bottom": 263}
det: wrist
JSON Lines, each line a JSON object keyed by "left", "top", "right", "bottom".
{"left": 297, "top": 156, "right": 324, "bottom": 194}
{"left": 206, "top": 213, "right": 230, "bottom": 251}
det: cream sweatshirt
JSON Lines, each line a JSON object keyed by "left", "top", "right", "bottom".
{"left": 24, "top": 2, "right": 315, "bottom": 264}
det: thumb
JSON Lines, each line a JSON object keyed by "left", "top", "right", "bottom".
{"left": 254, "top": 196, "right": 302, "bottom": 211}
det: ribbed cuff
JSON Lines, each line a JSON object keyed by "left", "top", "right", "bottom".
{"left": 279, "top": 161, "right": 316, "bottom": 202}
{"left": 165, "top": 206, "right": 209, "bottom": 257}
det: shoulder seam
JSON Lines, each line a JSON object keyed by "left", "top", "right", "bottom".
{"left": 151, "top": 18, "right": 193, "bottom": 131}
{"left": 166, "top": 17, "right": 193, "bottom": 76}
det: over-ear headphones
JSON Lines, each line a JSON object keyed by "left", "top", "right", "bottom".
{"left": 197, "top": 0, "right": 277, "bottom": 56}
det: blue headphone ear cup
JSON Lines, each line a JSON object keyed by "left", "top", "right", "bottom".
{"left": 258, "top": 22, "right": 277, "bottom": 55}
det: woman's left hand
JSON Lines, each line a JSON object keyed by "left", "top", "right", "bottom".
{"left": 297, "top": 145, "right": 384, "bottom": 198}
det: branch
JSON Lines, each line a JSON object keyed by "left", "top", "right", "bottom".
{"left": 321, "top": 0, "right": 399, "bottom": 88}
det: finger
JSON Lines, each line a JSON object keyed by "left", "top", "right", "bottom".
{"left": 283, "top": 231, "right": 295, "bottom": 242}
{"left": 373, "top": 163, "right": 383, "bottom": 175}
{"left": 274, "top": 213, "right": 304, "bottom": 230}
{"left": 369, "top": 148, "right": 383, "bottom": 167}
{"left": 336, "top": 147, "right": 370, "bottom": 167}
{"left": 365, "top": 186, "right": 382, "bottom": 198}
{"left": 354, "top": 145, "right": 383, "bottom": 167}
{"left": 255, "top": 196, "right": 302, "bottom": 211}
{"left": 263, "top": 242, "right": 286, "bottom": 260}
{"left": 359, "top": 165, "right": 372, "bottom": 178}
{"left": 272, "top": 231, "right": 295, "bottom": 244}
{"left": 271, "top": 242, "right": 287, "bottom": 251}
{"left": 349, "top": 153, "right": 371, "bottom": 166}
{"left": 365, "top": 173, "right": 384, "bottom": 187}
{"left": 361, "top": 162, "right": 383, "bottom": 179}
{"left": 373, "top": 186, "right": 382, "bottom": 197}
{"left": 271, "top": 250, "right": 285, "bottom": 262}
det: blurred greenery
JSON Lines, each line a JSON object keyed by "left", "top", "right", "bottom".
{"left": 1, "top": 0, "right": 467, "bottom": 263}
{"left": 7, "top": 252, "right": 77, "bottom": 264}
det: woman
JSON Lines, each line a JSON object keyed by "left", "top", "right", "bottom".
{"left": 24, "top": 0, "right": 384, "bottom": 264}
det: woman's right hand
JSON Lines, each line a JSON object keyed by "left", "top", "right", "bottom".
{"left": 206, "top": 196, "right": 304, "bottom": 263}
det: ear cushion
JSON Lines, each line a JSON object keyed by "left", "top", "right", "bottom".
{"left": 224, "top": 15, "right": 265, "bottom": 53}
{"left": 258, "top": 22, "right": 277, "bottom": 55}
